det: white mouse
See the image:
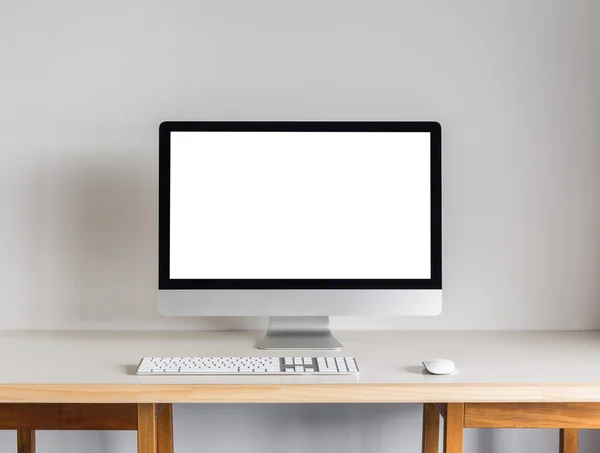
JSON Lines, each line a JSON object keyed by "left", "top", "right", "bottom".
{"left": 422, "top": 359, "right": 455, "bottom": 375}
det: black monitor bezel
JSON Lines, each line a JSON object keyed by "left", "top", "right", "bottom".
{"left": 159, "top": 121, "right": 442, "bottom": 290}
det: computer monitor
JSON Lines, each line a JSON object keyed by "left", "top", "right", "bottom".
{"left": 158, "top": 121, "right": 442, "bottom": 350}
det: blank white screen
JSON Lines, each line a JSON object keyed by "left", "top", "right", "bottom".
{"left": 170, "top": 131, "right": 431, "bottom": 279}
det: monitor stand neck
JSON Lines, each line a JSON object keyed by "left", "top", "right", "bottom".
{"left": 256, "top": 316, "right": 343, "bottom": 350}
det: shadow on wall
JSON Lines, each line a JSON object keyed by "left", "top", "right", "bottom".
{"left": 22, "top": 143, "right": 600, "bottom": 331}
{"left": 27, "top": 151, "right": 258, "bottom": 330}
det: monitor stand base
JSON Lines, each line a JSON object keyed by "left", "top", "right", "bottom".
{"left": 256, "top": 316, "right": 343, "bottom": 350}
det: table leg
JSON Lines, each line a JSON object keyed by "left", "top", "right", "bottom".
{"left": 422, "top": 404, "right": 440, "bottom": 453}
{"left": 17, "top": 429, "right": 35, "bottom": 453}
{"left": 444, "top": 403, "right": 464, "bottom": 453}
{"left": 137, "top": 404, "right": 157, "bottom": 453}
{"left": 157, "top": 404, "right": 174, "bottom": 453}
{"left": 560, "top": 429, "right": 579, "bottom": 453}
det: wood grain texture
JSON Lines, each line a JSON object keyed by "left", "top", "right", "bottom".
{"left": 3, "top": 384, "right": 600, "bottom": 403}
{"left": 0, "top": 403, "right": 137, "bottom": 429}
{"left": 0, "top": 404, "right": 32, "bottom": 428}
{"left": 465, "top": 403, "right": 600, "bottom": 428}
{"left": 560, "top": 429, "right": 579, "bottom": 453}
{"left": 17, "top": 429, "right": 35, "bottom": 453}
{"left": 157, "top": 404, "right": 174, "bottom": 453}
{"left": 137, "top": 404, "right": 157, "bottom": 453}
{"left": 33, "top": 404, "right": 137, "bottom": 430}
{"left": 443, "top": 404, "right": 464, "bottom": 453}
{"left": 422, "top": 404, "right": 439, "bottom": 453}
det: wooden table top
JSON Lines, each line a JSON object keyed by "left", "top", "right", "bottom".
{"left": 1, "top": 330, "right": 599, "bottom": 403}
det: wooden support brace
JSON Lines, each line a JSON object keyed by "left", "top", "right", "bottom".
{"left": 464, "top": 403, "right": 600, "bottom": 429}
{"left": 0, "top": 402, "right": 173, "bottom": 453}
{"left": 559, "top": 429, "right": 579, "bottom": 453}
{"left": 422, "top": 403, "right": 440, "bottom": 453}
{"left": 137, "top": 403, "right": 157, "bottom": 453}
{"left": 158, "top": 404, "right": 174, "bottom": 453}
{"left": 444, "top": 403, "right": 464, "bottom": 453}
{"left": 0, "top": 403, "right": 137, "bottom": 430}
{"left": 17, "top": 429, "right": 35, "bottom": 453}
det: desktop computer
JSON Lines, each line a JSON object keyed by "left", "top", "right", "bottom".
{"left": 158, "top": 121, "right": 442, "bottom": 350}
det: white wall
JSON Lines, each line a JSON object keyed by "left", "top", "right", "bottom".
{"left": 1, "top": 0, "right": 599, "bottom": 452}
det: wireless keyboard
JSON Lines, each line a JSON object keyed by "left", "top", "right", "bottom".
{"left": 136, "top": 356, "right": 359, "bottom": 375}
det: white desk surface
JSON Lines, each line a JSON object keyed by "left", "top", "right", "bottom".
{"left": 1, "top": 330, "right": 599, "bottom": 403}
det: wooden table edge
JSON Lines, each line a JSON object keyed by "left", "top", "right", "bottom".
{"left": 1, "top": 383, "right": 600, "bottom": 403}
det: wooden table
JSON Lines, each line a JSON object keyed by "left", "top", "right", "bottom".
{"left": 1, "top": 330, "right": 599, "bottom": 453}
